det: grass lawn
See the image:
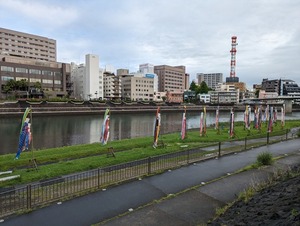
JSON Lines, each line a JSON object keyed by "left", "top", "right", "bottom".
{"left": 0, "top": 120, "right": 299, "bottom": 187}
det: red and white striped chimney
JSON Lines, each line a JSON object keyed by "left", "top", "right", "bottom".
{"left": 230, "top": 36, "right": 238, "bottom": 78}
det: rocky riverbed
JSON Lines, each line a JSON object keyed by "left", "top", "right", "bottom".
{"left": 209, "top": 174, "right": 300, "bottom": 226}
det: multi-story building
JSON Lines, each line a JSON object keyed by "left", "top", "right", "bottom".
{"left": 103, "top": 71, "right": 121, "bottom": 100}
{"left": 154, "top": 65, "right": 186, "bottom": 92}
{"left": 139, "top": 63, "right": 158, "bottom": 92}
{"left": 209, "top": 91, "right": 239, "bottom": 104}
{"left": 198, "top": 94, "right": 211, "bottom": 103}
{"left": 197, "top": 73, "right": 223, "bottom": 90}
{"left": 116, "top": 69, "right": 129, "bottom": 76}
{"left": 261, "top": 78, "right": 300, "bottom": 99}
{"left": 280, "top": 79, "right": 300, "bottom": 97}
{"left": 0, "top": 55, "right": 71, "bottom": 98}
{"left": 0, "top": 28, "right": 74, "bottom": 98}
{"left": 0, "top": 27, "right": 56, "bottom": 62}
{"left": 120, "top": 74, "right": 154, "bottom": 101}
{"left": 209, "top": 83, "right": 239, "bottom": 104}
{"left": 261, "top": 78, "right": 280, "bottom": 93}
{"left": 215, "top": 83, "right": 236, "bottom": 92}
{"left": 71, "top": 54, "right": 103, "bottom": 100}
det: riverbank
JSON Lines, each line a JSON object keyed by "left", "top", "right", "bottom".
{"left": 0, "top": 100, "right": 250, "bottom": 116}
{"left": 210, "top": 170, "right": 300, "bottom": 226}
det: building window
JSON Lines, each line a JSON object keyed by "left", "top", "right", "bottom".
{"left": 16, "top": 77, "right": 28, "bottom": 81}
{"left": 54, "top": 72, "right": 62, "bottom": 77}
{"left": 54, "top": 80, "right": 61, "bottom": 85}
{"left": 16, "top": 68, "right": 28, "bottom": 73}
{"left": 1, "top": 76, "right": 14, "bottom": 81}
{"left": 1, "top": 66, "right": 14, "bottom": 72}
{"left": 42, "top": 70, "right": 53, "bottom": 76}
{"left": 30, "top": 78, "right": 42, "bottom": 83}
{"left": 42, "top": 79, "right": 53, "bottom": 84}
{"left": 29, "top": 69, "right": 41, "bottom": 74}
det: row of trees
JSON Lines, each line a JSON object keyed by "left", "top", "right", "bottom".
{"left": 2, "top": 79, "right": 42, "bottom": 93}
{"left": 2, "top": 79, "right": 43, "bottom": 98}
{"left": 189, "top": 81, "right": 212, "bottom": 94}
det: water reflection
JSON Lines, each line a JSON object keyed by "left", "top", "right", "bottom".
{"left": 1, "top": 111, "right": 299, "bottom": 155}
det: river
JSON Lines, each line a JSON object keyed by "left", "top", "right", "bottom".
{"left": 1, "top": 111, "right": 300, "bottom": 155}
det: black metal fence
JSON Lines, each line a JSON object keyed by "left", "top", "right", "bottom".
{"left": 0, "top": 129, "right": 293, "bottom": 218}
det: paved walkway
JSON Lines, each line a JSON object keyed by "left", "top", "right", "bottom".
{"left": 1, "top": 139, "right": 300, "bottom": 226}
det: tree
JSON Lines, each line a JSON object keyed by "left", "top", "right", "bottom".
{"left": 3, "top": 79, "right": 16, "bottom": 92}
{"left": 198, "top": 81, "right": 209, "bottom": 94}
{"left": 189, "top": 81, "right": 198, "bottom": 92}
{"left": 33, "top": 81, "right": 42, "bottom": 90}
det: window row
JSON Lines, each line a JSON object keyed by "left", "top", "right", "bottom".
{"left": 1, "top": 76, "right": 61, "bottom": 84}
{"left": 1, "top": 66, "right": 61, "bottom": 76}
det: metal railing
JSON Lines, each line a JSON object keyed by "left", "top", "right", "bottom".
{"left": 0, "top": 129, "right": 293, "bottom": 218}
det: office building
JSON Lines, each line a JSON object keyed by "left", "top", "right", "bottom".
{"left": 120, "top": 74, "right": 154, "bottom": 101}
{"left": 0, "top": 27, "right": 56, "bottom": 62}
{"left": 197, "top": 73, "right": 223, "bottom": 90}
{"left": 139, "top": 63, "right": 158, "bottom": 92}
{"left": 0, "top": 55, "right": 71, "bottom": 98}
{"left": 154, "top": 65, "right": 186, "bottom": 92}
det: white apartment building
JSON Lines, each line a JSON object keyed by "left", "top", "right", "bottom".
{"left": 121, "top": 74, "right": 154, "bottom": 101}
{"left": 197, "top": 73, "right": 223, "bottom": 90}
{"left": 198, "top": 94, "right": 211, "bottom": 103}
{"left": 139, "top": 63, "right": 158, "bottom": 92}
{"left": 71, "top": 54, "right": 103, "bottom": 100}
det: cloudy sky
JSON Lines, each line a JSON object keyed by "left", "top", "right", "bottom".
{"left": 1, "top": 0, "right": 299, "bottom": 89}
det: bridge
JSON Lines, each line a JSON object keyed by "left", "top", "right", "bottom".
{"left": 242, "top": 96, "right": 297, "bottom": 113}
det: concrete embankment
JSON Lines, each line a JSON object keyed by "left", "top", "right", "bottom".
{"left": 0, "top": 100, "right": 242, "bottom": 116}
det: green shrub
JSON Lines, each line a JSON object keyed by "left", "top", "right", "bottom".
{"left": 256, "top": 152, "right": 273, "bottom": 166}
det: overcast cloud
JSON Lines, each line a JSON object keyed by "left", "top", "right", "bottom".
{"left": 1, "top": 0, "right": 299, "bottom": 89}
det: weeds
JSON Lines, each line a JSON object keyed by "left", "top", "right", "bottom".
{"left": 256, "top": 152, "right": 273, "bottom": 166}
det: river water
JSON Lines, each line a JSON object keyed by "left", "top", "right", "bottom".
{"left": 1, "top": 111, "right": 300, "bottom": 155}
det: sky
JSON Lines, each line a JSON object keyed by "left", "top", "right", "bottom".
{"left": 0, "top": 0, "right": 299, "bottom": 89}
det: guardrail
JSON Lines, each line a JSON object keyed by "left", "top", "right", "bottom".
{"left": 0, "top": 129, "right": 294, "bottom": 218}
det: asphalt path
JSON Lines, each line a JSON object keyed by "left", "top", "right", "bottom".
{"left": 1, "top": 138, "right": 300, "bottom": 226}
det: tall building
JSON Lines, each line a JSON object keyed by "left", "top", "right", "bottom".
{"left": 197, "top": 73, "right": 223, "bottom": 90}
{"left": 154, "top": 65, "right": 186, "bottom": 92}
{"left": 0, "top": 27, "right": 56, "bottom": 62}
{"left": 71, "top": 54, "right": 103, "bottom": 100}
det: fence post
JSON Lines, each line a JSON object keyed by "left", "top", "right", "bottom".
{"left": 27, "top": 184, "right": 31, "bottom": 209}
{"left": 97, "top": 168, "right": 100, "bottom": 189}
{"left": 286, "top": 129, "right": 288, "bottom": 140}
{"left": 267, "top": 132, "right": 269, "bottom": 144}
{"left": 244, "top": 137, "right": 247, "bottom": 150}
{"left": 187, "top": 149, "right": 190, "bottom": 164}
{"left": 148, "top": 157, "right": 151, "bottom": 175}
{"left": 218, "top": 142, "right": 221, "bottom": 158}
